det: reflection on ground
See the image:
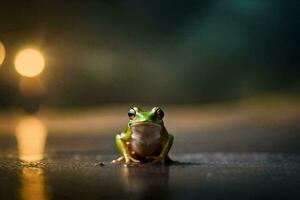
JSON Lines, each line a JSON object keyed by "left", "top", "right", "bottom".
{"left": 15, "top": 116, "right": 47, "bottom": 162}
{"left": 15, "top": 116, "right": 49, "bottom": 200}
{"left": 20, "top": 168, "right": 48, "bottom": 200}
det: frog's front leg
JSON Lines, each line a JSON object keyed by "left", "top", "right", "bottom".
{"left": 112, "top": 134, "right": 140, "bottom": 164}
{"left": 148, "top": 134, "right": 174, "bottom": 164}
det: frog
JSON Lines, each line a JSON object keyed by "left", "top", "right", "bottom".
{"left": 112, "top": 107, "right": 174, "bottom": 164}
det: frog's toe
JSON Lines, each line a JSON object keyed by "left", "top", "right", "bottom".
{"left": 129, "top": 157, "right": 140, "bottom": 163}
{"left": 111, "top": 156, "right": 125, "bottom": 163}
{"left": 123, "top": 155, "right": 140, "bottom": 164}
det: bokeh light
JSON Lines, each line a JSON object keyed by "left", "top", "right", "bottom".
{"left": 15, "top": 48, "right": 45, "bottom": 77}
{"left": 0, "top": 41, "right": 5, "bottom": 66}
{"left": 15, "top": 116, "right": 47, "bottom": 162}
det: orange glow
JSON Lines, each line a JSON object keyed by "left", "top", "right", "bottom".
{"left": 20, "top": 168, "right": 48, "bottom": 200}
{"left": 0, "top": 41, "right": 5, "bottom": 66}
{"left": 15, "top": 48, "right": 45, "bottom": 77}
{"left": 15, "top": 116, "right": 47, "bottom": 162}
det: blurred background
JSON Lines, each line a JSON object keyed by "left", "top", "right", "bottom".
{"left": 0, "top": 0, "right": 299, "bottom": 107}
{"left": 0, "top": 0, "right": 300, "bottom": 155}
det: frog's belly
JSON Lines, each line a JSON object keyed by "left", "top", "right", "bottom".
{"left": 129, "top": 122, "right": 163, "bottom": 158}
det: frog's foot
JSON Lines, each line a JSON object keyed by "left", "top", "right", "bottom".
{"left": 124, "top": 155, "right": 140, "bottom": 164}
{"left": 147, "top": 155, "right": 165, "bottom": 164}
{"left": 111, "top": 155, "right": 140, "bottom": 164}
{"left": 111, "top": 156, "right": 125, "bottom": 163}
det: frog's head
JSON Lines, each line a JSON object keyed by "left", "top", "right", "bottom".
{"left": 127, "top": 107, "right": 164, "bottom": 127}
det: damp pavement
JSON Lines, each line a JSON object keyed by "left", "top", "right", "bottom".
{"left": 1, "top": 152, "right": 300, "bottom": 200}
{"left": 1, "top": 106, "right": 300, "bottom": 200}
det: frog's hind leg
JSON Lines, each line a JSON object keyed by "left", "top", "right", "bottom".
{"left": 112, "top": 134, "right": 140, "bottom": 164}
{"left": 148, "top": 134, "right": 174, "bottom": 164}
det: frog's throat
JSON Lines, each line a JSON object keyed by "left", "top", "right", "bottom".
{"left": 130, "top": 121, "right": 162, "bottom": 138}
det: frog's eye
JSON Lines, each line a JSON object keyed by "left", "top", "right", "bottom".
{"left": 128, "top": 108, "right": 136, "bottom": 120}
{"left": 155, "top": 108, "right": 164, "bottom": 120}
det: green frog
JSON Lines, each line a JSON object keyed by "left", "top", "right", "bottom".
{"left": 112, "top": 107, "right": 174, "bottom": 164}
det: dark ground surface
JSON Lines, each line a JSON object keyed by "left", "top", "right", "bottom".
{"left": 1, "top": 152, "right": 300, "bottom": 200}
{"left": 1, "top": 103, "right": 300, "bottom": 200}
{"left": 1, "top": 124, "right": 300, "bottom": 200}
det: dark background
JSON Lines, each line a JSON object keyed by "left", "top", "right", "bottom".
{"left": 0, "top": 0, "right": 299, "bottom": 108}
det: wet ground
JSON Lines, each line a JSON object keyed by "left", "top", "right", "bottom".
{"left": 1, "top": 131, "right": 300, "bottom": 200}
{"left": 1, "top": 103, "right": 300, "bottom": 200}
{"left": 1, "top": 151, "right": 300, "bottom": 200}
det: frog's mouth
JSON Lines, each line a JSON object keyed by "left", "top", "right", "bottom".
{"left": 130, "top": 121, "right": 162, "bottom": 138}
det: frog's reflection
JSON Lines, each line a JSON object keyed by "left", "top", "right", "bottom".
{"left": 120, "top": 165, "right": 170, "bottom": 199}
{"left": 15, "top": 116, "right": 49, "bottom": 200}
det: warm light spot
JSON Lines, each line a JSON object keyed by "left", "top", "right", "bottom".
{"left": 15, "top": 48, "right": 45, "bottom": 77}
{"left": 0, "top": 41, "right": 5, "bottom": 66}
{"left": 20, "top": 168, "right": 47, "bottom": 200}
{"left": 15, "top": 116, "right": 47, "bottom": 162}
